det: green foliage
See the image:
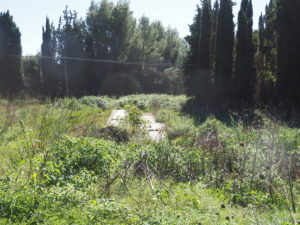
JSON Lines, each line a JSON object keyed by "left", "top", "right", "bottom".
{"left": 161, "top": 110, "right": 300, "bottom": 209}
{"left": 166, "top": 114, "right": 195, "bottom": 141}
{"left": 23, "top": 57, "right": 42, "bottom": 96}
{"left": 124, "top": 104, "right": 144, "bottom": 130}
{"left": 184, "top": 5, "right": 202, "bottom": 98}
{"left": 0, "top": 95, "right": 299, "bottom": 224}
{"left": 41, "top": 17, "right": 58, "bottom": 97}
{"left": 0, "top": 11, "right": 23, "bottom": 96}
{"left": 214, "top": 0, "right": 234, "bottom": 111}
{"left": 235, "top": 0, "right": 256, "bottom": 106}
{"left": 0, "top": 183, "right": 38, "bottom": 223}
{"left": 198, "top": 0, "right": 213, "bottom": 71}
{"left": 97, "top": 126, "right": 130, "bottom": 143}
{"left": 185, "top": 0, "right": 213, "bottom": 107}
{"left": 0, "top": 0, "right": 187, "bottom": 98}
{"left": 79, "top": 96, "right": 114, "bottom": 110}
{"left": 76, "top": 94, "right": 187, "bottom": 113}
{"left": 42, "top": 0, "right": 186, "bottom": 97}
{"left": 276, "top": 0, "right": 300, "bottom": 112}
{"left": 41, "top": 137, "right": 108, "bottom": 185}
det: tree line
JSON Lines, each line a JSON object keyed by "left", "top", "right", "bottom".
{"left": 1, "top": 0, "right": 300, "bottom": 117}
{"left": 184, "top": 0, "right": 300, "bottom": 116}
{"left": 0, "top": 0, "right": 186, "bottom": 98}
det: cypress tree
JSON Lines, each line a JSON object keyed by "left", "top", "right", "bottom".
{"left": 258, "top": 14, "right": 265, "bottom": 54}
{"left": 211, "top": 0, "right": 219, "bottom": 69}
{"left": 198, "top": 0, "right": 213, "bottom": 108}
{"left": 41, "top": 17, "right": 58, "bottom": 97}
{"left": 264, "top": 0, "right": 277, "bottom": 79}
{"left": 256, "top": 0, "right": 277, "bottom": 106}
{"left": 235, "top": 0, "right": 255, "bottom": 107}
{"left": 276, "top": 0, "right": 300, "bottom": 113}
{"left": 199, "top": 0, "right": 212, "bottom": 70}
{"left": 257, "top": 13, "right": 274, "bottom": 105}
{"left": 257, "top": 14, "right": 267, "bottom": 104}
{"left": 184, "top": 5, "right": 202, "bottom": 98}
{"left": 214, "top": 0, "right": 234, "bottom": 111}
{"left": 0, "top": 11, "right": 23, "bottom": 97}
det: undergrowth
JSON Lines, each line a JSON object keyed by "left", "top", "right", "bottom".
{"left": 0, "top": 95, "right": 299, "bottom": 224}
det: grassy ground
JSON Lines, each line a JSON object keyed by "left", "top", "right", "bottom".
{"left": 0, "top": 95, "right": 299, "bottom": 224}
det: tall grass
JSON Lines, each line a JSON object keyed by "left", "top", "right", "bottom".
{"left": 0, "top": 95, "right": 299, "bottom": 224}
{"left": 159, "top": 110, "right": 300, "bottom": 213}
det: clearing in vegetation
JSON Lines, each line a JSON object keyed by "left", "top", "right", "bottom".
{"left": 0, "top": 94, "right": 299, "bottom": 224}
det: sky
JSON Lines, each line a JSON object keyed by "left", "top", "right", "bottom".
{"left": 0, "top": 0, "right": 269, "bottom": 55}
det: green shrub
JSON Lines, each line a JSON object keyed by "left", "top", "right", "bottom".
{"left": 155, "top": 109, "right": 175, "bottom": 123}
{"left": 146, "top": 142, "right": 204, "bottom": 182}
{"left": 165, "top": 114, "right": 196, "bottom": 141}
{"left": 79, "top": 96, "right": 114, "bottom": 110}
{"left": 0, "top": 182, "right": 37, "bottom": 223}
{"left": 124, "top": 104, "right": 144, "bottom": 130}
{"left": 97, "top": 126, "right": 130, "bottom": 143}
{"left": 40, "top": 137, "right": 115, "bottom": 185}
{"left": 54, "top": 98, "right": 84, "bottom": 110}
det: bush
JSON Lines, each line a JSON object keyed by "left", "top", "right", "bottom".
{"left": 54, "top": 98, "right": 84, "bottom": 110}
{"left": 0, "top": 184, "right": 37, "bottom": 222}
{"left": 79, "top": 96, "right": 114, "bottom": 110}
{"left": 117, "top": 94, "right": 187, "bottom": 112}
{"left": 163, "top": 112, "right": 196, "bottom": 141}
{"left": 97, "top": 126, "right": 130, "bottom": 143}
{"left": 124, "top": 104, "right": 144, "bottom": 130}
{"left": 40, "top": 137, "right": 116, "bottom": 185}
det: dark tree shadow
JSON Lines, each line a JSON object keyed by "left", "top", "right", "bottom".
{"left": 182, "top": 97, "right": 265, "bottom": 127}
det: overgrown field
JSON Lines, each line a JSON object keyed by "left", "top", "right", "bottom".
{"left": 0, "top": 95, "right": 299, "bottom": 224}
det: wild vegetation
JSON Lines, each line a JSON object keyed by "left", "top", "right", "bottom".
{"left": 0, "top": 95, "right": 299, "bottom": 224}
{"left": 0, "top": 0, "right": 300, "bottom": 224}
